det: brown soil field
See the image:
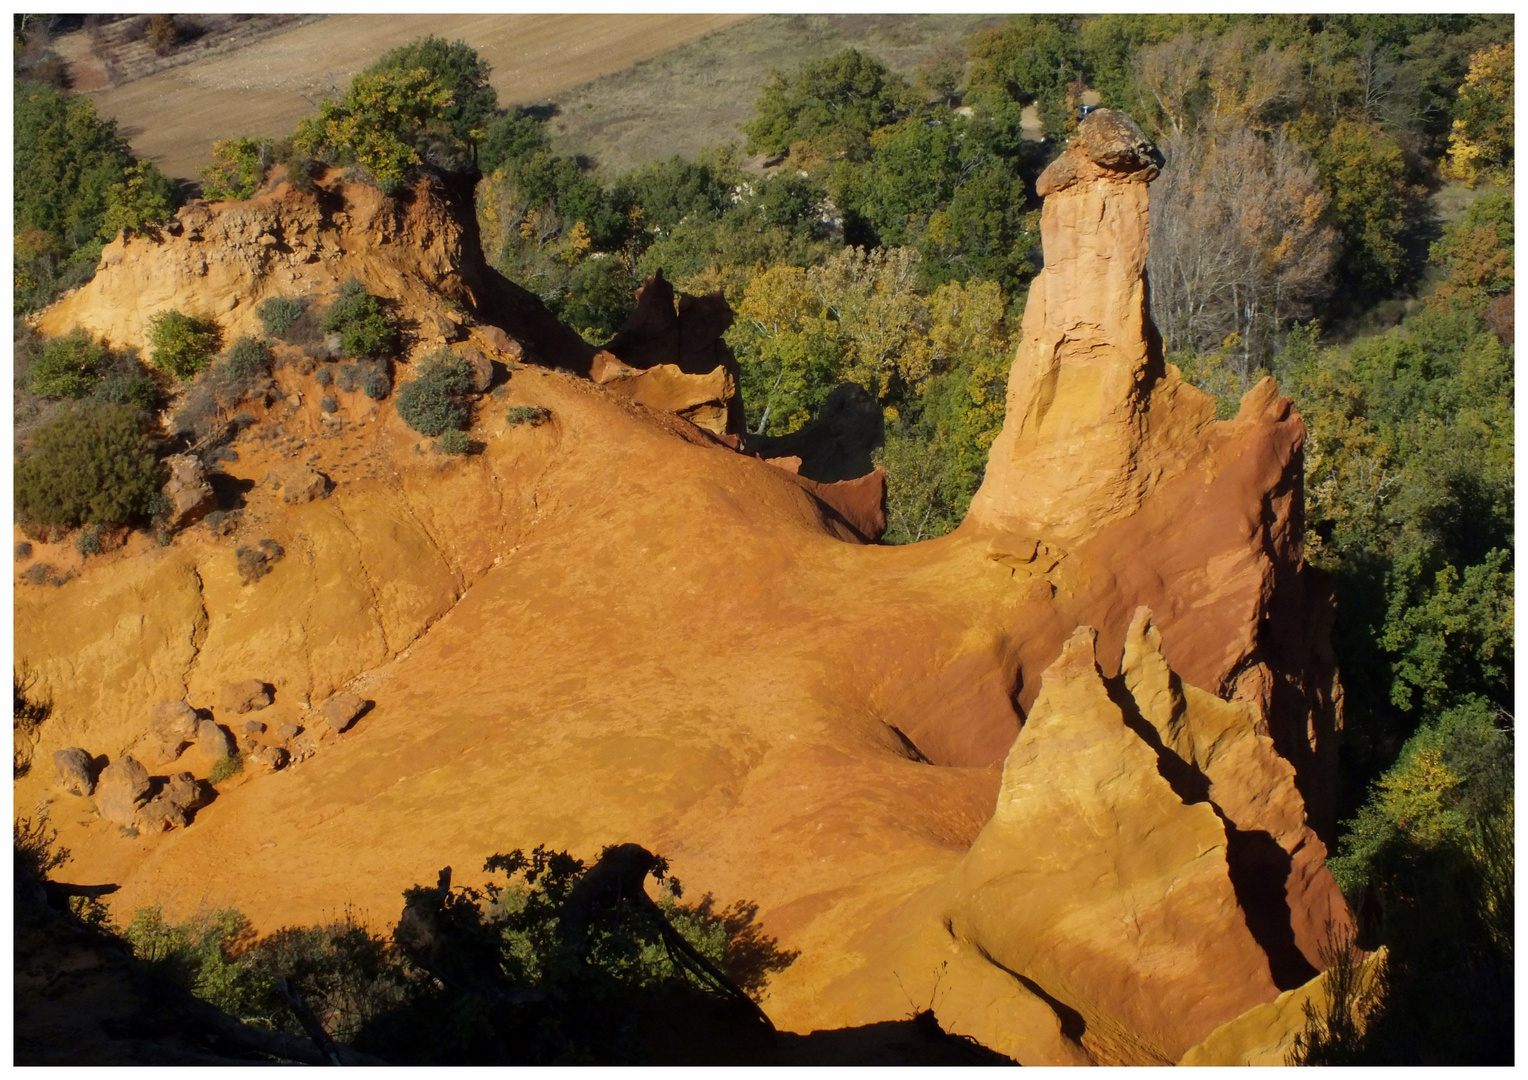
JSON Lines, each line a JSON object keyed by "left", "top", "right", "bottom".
{"left": 79, "top": 14, "right": 753, "bottom": 182}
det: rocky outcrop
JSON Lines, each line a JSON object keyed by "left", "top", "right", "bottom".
{"left": 1118, "top": 608, "right": 1351, "bottom": 982}
{"left": 945, "top": 627, "right": 1278, "bottom": 1064}
{"left": 596, "top": 271, "right": 745, "bottom": 436}
{"left": 161, "top": 454, "right": 215, "bottom": 531}
{"left": 963, "top": 108, "right": 1341, "bottom": 835}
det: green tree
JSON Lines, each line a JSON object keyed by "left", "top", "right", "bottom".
{"left": 198, "top": 137, "right": 271, "bottom": 201}
{"left": 1313, "top": 119, "right": 1422, "bottom": 292}
{"left": 966, "top": 15, "right": 1086, "bottom": 143}
{"left": 366, "top": 36, "right": 497, "bottom": 145}
{"left": 147, "top": 310, "right": 222, "bottom": 380}
{"left": 14, "top": 402, "right": 162, "bottom": 530}
{"left": 292, "top": 67, "right": 453, "bottom": 194}
{"left": 99, "top": 159, "right": 177, "bottom": 239}
{"left": 395, "top": 353, "right": 472, "bottom": 436}
{"left": 742, "top": 49, "right": 911, "bottom": 162}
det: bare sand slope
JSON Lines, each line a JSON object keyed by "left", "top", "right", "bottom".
{"left": 87, "top": 14, "right": 752, "bottom": 181}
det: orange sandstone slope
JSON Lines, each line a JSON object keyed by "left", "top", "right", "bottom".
{"left": 17, "top": 111, "right": 1348, "bottom": 1065}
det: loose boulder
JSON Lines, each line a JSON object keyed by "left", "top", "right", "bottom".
{"left": 196, "top": 719, "right": 235, "bottom": 760}
{"left": 95, "top": 756, "right": 151, "bottom": 827}
{"left": 220, "top": 680, "right": 273, "bottom": 715}
{"left": 278, "top": 723, "right": 302, "bottom": 739}
{"left": 319, "top": 692, "right": 366, "bottom": 734}
{"left": 282, "top": 468, "right": 330, "bottom": 505}
{"left": 243, "top": 720, "right": 267, "bottom": 735}
{"left": 462, "top": 348, "right": 494, "bottom": 393}
{"left": 53, "top": 747, "right": 97, "bottom": 796}
{"left": 147, "top": 701, "right": 201, "bottom": 765}
{"left": 160, "top": 453, "right": 215, "bottom": 529}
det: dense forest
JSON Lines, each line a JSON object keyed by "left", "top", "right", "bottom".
{"left": 13, "top": 14, "right": 1514, "bottom": 1064}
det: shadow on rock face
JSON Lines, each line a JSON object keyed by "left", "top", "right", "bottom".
{"left": 751, "top": 383, "right": 884, "bottom": 483}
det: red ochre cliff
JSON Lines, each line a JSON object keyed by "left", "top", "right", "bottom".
{"left": 16, "top": 111, "right": 1350, "bottom": 1065}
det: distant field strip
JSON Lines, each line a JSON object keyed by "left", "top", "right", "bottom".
{"left": 83, "top": 14, "right": 753, "bottom": 180}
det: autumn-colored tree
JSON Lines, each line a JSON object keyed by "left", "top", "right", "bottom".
{"left": 1445, "top": 42, "right": 1513, "bottom": 186}
{"left": 1428, "top": 192, "right": 1512, "bottom": 302}
{"left": 292, "top": 68, "right": 453, "bottom": 194}
{"left": 1148, "top": 126, "right": 1337, "bottom": 377}
{"left": 729, "top": 264, "right": 842, "bottom": 434}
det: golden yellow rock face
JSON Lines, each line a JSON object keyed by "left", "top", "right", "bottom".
{"left": 17, "top": 111, "right": 1352, "bottom": 1063}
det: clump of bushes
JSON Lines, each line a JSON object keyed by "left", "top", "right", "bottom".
{"left": 25, "top": 329, "right": 114, "bottom": 398}
{"left": 436, "top": 429, "right": 470, "bottom": 455}
{"left": 396, "top": 352, "right": 472, "bottom": 436}
{"left": 20, "top": 330, "right": 161, "bottom": 412}
{"left": 208, "top": 751, "right": 243, "bottom": 785}
{"left": 74, "top": 526, "right": 101, "bottom": 556}
{"left": 199, "top": 137, "right": 272, "bottom": 201}
{"left": 505, "top": 405, "right": 551, "bottom": 427}
{"left": 321, "top": 279, "right": 398, "bottom": 359}
{"left": 320, "top": 395, "right": 339, "bottom": 414}
{"left": 14, "top": 402, "right": 162, "bottom": 532}
{"left": 235, "top": 538, "right": 285, "bottom": 585}
{"left": 220, "top": 335, "right": 273, "bottom": 382}
{"left": 256, "top": 295, "right": 307, "bottom": 339}
{"left": 335, "top": 361, "right": 391, "bottom": 399}
{"left": 314, "top": 365, "right": 333, "bottom": 387}
{"left": 147, "top": 310, "right": 222, "bottom": 380}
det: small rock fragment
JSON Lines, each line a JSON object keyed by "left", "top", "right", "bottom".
{"left": 148, "top": 701, "right": 200, "bottom": 764}
{"left": 278, "top": 723, "right": 302, "bottom": 740}
{"left": 53, "top": 747, "right": 96, "bottom": 796}
{"left": 250, "top": 745, "right": 290, "bottom": 771}
{"left": 243, "top": 720, "right": 267, "bottom": 735}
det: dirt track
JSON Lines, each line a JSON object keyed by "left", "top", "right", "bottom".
{"left": 82, "top": 14, "right": 752, "bottom": 181}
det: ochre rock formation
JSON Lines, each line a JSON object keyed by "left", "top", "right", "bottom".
{"left": 596, "top": 270, "right": 746, "bottom": 437}
{"left": 16, "top": 111, "right": 1349, "bottom": 1065}
{"left": 964, "top": 109, "right": 1342, "bottom": 834}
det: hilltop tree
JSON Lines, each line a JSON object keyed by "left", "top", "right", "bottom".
{"left": 292, "top": 67, "right": 454, "bottom": 194}
{"left": 367, "top": 36, "right": 498, "bottom": 145}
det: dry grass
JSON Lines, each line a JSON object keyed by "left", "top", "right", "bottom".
{"left": 546, "top": 13, "right": 1006, "bottom": 177}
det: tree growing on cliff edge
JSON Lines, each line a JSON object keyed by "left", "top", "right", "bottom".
{"left": 292, "top": 68, "right": 454, "bottom": 194}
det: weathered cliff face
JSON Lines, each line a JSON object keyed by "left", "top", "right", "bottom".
{"left": 18, "top": 114, "right": 1345, "bottom": 1066}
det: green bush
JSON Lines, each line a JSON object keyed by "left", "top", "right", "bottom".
{"left": 99, "top": 159, "right": 178, "bottom": 240}
{"left": 147, "top": 310, "right": 222, "bottom": 380}
{"left": 314, "top": 365, "right": 333, "bottom": 387}
{"left": 199, "top": 137, "right": 271, "bottom": 201}
{"left": 26, "top": 330, "right": 112, "bottom": 398}
{"left": 14, "top": 402, "right": 161, "bottom": 531}
{"left": 74, "top": 527, "right": 101, "bottom": 556}
{"left": 436, "top": 429, "right": 470, "bottom": 455}
{"left": 395, "top": 353, "right": 472, "bottom": 436}
{"left": 255, "top": 296, "right": 306, "bottom": 338}
{"left": 504, "top": 405, "right": 550, "bottom": 427}
{"left": 320, "top": 279, "right": 398, "bottom": 359}
{"left": 221, "top": 335, "right": 273, "bottom": 381}
{"left": 208, "top": 752, "right": 243, "bottom": 785}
